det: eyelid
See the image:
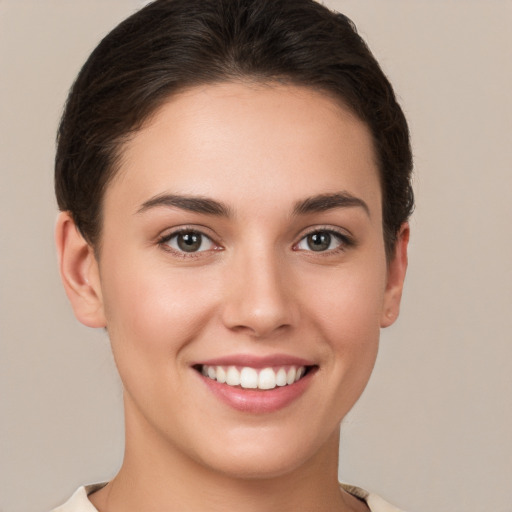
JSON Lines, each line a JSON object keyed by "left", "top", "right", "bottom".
{"left": 155, "top": 224, "right": 354, "bottom": 257}
{"left": 157, "top": 226, "right": 223, "bottom": 256}
{"left": 293, "top": 226, "right": 354, "bottom": 252}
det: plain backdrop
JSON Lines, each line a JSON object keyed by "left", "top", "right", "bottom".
{"left": 1, "top": 1, "right": 511, "bottom": 511}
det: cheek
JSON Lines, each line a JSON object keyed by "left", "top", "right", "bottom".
{"left": 301, "top": 259, "right": 386, "bottom": 388}
{"left": 100, "top": 257, "right": 219, "bottom": 365}
{"left": 304, "top": 260, "right": 387, "bottom": 339}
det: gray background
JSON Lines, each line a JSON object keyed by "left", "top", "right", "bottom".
{"left": 1, "top": 1, "right": 511, "bottom": 511}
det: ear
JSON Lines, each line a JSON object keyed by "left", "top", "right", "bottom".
{"left": 380, "top": 222, "right": 409, "bottom": 328}
{"left": 55, "top": 212, "right": 106, "bottom": 328}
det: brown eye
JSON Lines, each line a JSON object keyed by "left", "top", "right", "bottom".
{"left": 177, "top": 232, "right": 202, "bottom": 252}
{"left": 306, "top": 232, "right": 332, "bottom": 251}
{"left": 295, "top": 230, "right": 348, "bottom": 253}
{"left": 165, "top": 231, "right": 215, "bottom": 253}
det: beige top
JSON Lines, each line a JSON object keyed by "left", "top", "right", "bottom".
{"left": 51, "top": 482, "right": 405, "bottom": 512}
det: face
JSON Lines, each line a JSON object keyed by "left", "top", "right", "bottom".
{"left": 82, "top": 82, "right": 406, "bottom": 478}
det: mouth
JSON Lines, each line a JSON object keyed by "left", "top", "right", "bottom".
{"left": 192, "top": 355, "right": 318, "bottom": 412}
{"left": 193, "top": 364, "right": 315, "bottom": 391}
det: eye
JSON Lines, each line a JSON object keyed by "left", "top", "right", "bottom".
{"left": 295, "top": 230, "right": 349, "bottom": 252}
{"left": 162, "top": 230, "right": 216, "bottom": 253}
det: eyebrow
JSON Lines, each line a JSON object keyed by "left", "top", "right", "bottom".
{"left": 136, "top": 191, "right": 369, "bottom": 218}
{"left": 137, "top": 193, "right": 232, "bottom": 217}
{"left": 293, "top": 192, "right": 370, "bottom": 217}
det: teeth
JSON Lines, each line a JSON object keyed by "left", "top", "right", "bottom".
{"left": 226, "top": 366, "right": 240, "bottom": 386}
{"left": 216, "top": 366, "right": 226, "bottom": 383}
{"left": 240, "top": 367, "right": 258, "bottom": 389}
{"left": 276, "top": 368, "right": 287, "bottom": 387}
{"left": 286, "top": 367, "right": 296, "bottom": 385}
{"left": 258, "top": 367, "right": 276, "bottom": 389}
{"left": 201, "top": 365, "right": 308, "bottom": 390}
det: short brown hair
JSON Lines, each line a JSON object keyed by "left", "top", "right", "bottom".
{"left": 55, "top": 0, "right": 413, "bottom": 258}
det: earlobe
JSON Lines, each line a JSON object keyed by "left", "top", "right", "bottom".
{"left": 55, "top": 212, "right": 106, "bottom": 328}
{"left": 380, "top": 223, "right": 409, "bottom": 328}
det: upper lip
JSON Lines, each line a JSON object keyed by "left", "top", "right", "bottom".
{"left": 192, "top": 353, "right": 316, "bottom": 368}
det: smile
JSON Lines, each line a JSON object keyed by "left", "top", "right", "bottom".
{"left": 199, "top": 364, "right": 307, "bottom": 390}
{"left": 193, "top": 355, "right": 317, "bottom": 413}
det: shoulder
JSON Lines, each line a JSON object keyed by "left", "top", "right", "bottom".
{"left": 52, "top": 482, "right": 405, "bottom": 512}
{"left": 340, "top": 483, "right": 407, "bottom": 512}
{"left": 50, "top": 484, "right": 106, "bottom": 512}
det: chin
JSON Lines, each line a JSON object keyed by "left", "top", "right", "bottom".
{"left": 202, "top": 451, "right": 310, "bottom": 481}
{"left": 191, "top": 425, "right": 338, "bottom": 481}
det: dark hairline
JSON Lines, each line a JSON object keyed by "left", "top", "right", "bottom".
{"left": 78, "top": 78, "right": 385, "bottom": 260}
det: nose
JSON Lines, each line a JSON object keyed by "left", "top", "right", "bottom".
{"left": 220, "top": 246, "right": 298, "bottom": 338}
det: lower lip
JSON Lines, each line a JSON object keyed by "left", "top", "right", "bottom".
{"left": 197, "top": 370, "right": 315, "bottom": 413}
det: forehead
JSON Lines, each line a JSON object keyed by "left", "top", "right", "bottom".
{"left": 107, "top": 81, "right": 381, "bottom": 218}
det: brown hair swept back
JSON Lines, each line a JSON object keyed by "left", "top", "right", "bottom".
{"left": 55, "top": 0, "right": 413, "bottom": 258}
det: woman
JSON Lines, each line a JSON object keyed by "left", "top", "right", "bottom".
{"left": 53, "top": 0, "right": 413, "bottom": 510}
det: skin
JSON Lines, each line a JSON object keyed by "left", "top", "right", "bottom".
{"left": 56, "top": 82, "right": 408, "bottom": 512}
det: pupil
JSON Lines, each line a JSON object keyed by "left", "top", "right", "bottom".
{"left": 308, "top": 232, "right": 331, "bottom": 251}
{"left": 178, "top": 232, "right": 201, "bottom": 252}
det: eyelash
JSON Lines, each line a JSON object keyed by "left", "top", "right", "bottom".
{"left": 293, "top": 228, "right": 354, "bottom": 255}
{"left": 157, "top": 228, "right": 220, "bottom": 258}
{"left": 157, "top": 227, "right": 354, "bottom": 257}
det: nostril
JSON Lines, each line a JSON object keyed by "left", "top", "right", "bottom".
{"left": 220, "top": 264, "right": 298, "bottom": 337}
